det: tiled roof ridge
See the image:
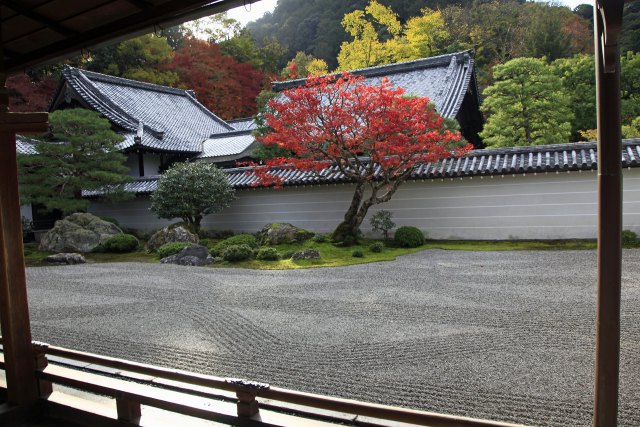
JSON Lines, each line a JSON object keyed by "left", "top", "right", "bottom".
{"left": 272, "top": 51, "right": 473, "bottom": 92}
{"left": 209, "top": 129, "right": 254, "bottom": 138}
{"left": 72, "top": 66, "right": 191, "bottom": 96}
{"left": 87, "top": 138, "right": 640, "bottom": 196}
{"left": 227, "top": 117, "right": 254, "bottom": 123}
{"left": 62, "top": 66, "right": 140, "bottom": 133}
{"left": 63, "top": 65, "right": 234, "bottom": 132}
{"left": 440, "top": 57, "right": 475, "bottom": 118}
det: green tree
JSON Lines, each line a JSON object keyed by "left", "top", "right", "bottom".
{"left": 87, "top": 34, "right": 178, "bottom": 85}
{"left": 480, "top": 57, "right": 573, "bottom": 147}
{"left": 18, "top": 109, "right": 131, "bottom": 214}
{"left": 251, "top": 90, "right": 295, "bottom": 161}
{"left": 150, "top": 162, "right": 236, "bottom": 233}
{"left": 404, "top": 8, "right": 450, "bottom": 59}
{"left": 622, "top": 116, "right": 640, "bottom": 139}
{"left": 336, "top": 0, "right": 404, "bottom": 70}
{"left": 621, "top": 52, "right": 640, "bottom": 125}
{"left": 282, "top": 52, "right": 328, "bottom": 79}
{"left": 551, "top": 54, "right": 596, "bottom": 140}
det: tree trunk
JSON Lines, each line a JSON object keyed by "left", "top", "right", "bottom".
{"left": 332, "top": 183, "right": 368, "bottom": 242}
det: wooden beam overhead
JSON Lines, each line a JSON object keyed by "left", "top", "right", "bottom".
{"left": 2, "top": 0, "right": 77, "bottom": 37}
{"left": 1, "top": 0, "right": 251, "bottom": 74}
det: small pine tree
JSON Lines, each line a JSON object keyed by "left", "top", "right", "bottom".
{"left": 18, "top": 109, "right": 132, "bottom": 214}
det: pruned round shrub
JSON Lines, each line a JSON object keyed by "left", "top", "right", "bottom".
{"left": 313, "top": 234, "right": 327, "bottom": 243}
{"left": 99, "top": 234, "right": 139, "bottom": 253}
{"left": 157, "top": 242, "right": 194, "bottom": 259}
{"left": 212, "top": 234, "right": 258, "bottom": 256}
{"left": 352, "top": 250, "right": 364, "bottom": 258}
{"left": 394, "top": 226, "right": 424, "bottom": 248}
{"left": 369, "top": 241, "right": 384, "bottom": 253}
{"left": 199, "top": 238, "right": 215, "bottom": 250}
{"left": 622, "top": 230, "right": 640, "bottom": 248}
{"left": 256, "top": 247, "right": 280, "bottom": 261}
{"left": 222, "top": 244, "right": 254, "bottom": 262}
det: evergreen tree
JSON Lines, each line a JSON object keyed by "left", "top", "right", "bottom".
{"left": 150, "top": 162, "right": 235, "bottom": 232}
{"left": 480, "top": 57, "right": 573, "bottom": 147}
{"left": 551, "top": 54, "right": 596, "bottom": 140}
{"left": 18, "top": 109, "right": 132, "bottom": 214}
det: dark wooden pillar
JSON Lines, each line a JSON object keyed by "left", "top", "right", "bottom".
{"left": 0, "top": 76, "right": 48, "bottom": 404}
{"left": 593, "top": 2, "right": 624, "bottom": 427}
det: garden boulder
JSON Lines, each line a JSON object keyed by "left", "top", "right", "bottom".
{"left": 259, "top": 223, "right": 314, "bottom": 245}
{"left": 42, "top": 253, "right": 86, "bottom": 265}
{"left": 147, "top": 226, "right": 198, "bottom": 251}
{"left": 39, "top": 213, "right": 122, "bottom": 253}
{"left": 291, "top": 249, "right": 320, "bottom": 260}
{"left": 160, "top": 245, "right": 212, "bottom": 266}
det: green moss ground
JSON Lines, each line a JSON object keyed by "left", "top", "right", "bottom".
{"left": 23, "top": 239, "right": 598, "bottom": 269}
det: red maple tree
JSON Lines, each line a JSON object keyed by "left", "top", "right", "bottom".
{"left": 164, "top": 38, "right": 265, "bottom": 119}
{"left": 6, "top": 74, "right": 56, "bottom": 112}
{"left": 254, "top": 73, "right": 471, "bottom": 241}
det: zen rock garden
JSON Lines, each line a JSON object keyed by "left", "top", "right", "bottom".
{"left": 33, "top": 216, "right": 355, "bottom": 267}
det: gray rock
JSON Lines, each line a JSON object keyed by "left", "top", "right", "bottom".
{"left": 42, "top": 253, "right": 86, "bottom": 265}
{"left": 39, "top": 213, "right": 122, "bottom": 253}
{"left": 160, "top": 245, "right": 212, "bottom": 266}
{"left": 291, "top": 249, "right": 320, "bottom": 260}
{"left": 147, "top": 226, "right": 198, "bottom": 251}
{"left": 260, "top": 223, "right": 315, "bottom": 245}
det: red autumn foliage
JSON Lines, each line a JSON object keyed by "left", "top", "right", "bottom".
{"left": 253, "top": 73, "right": 470, "bottom": 240}
{"left": 6, "top": 74, "right": 56, "bottom": 112}
{"left": 164, "top": 38, "right": 265, "bottom": 120}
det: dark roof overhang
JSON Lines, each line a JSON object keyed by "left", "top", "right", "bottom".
{"left": 1, "top": 0, "right": 256, "bottom": 75}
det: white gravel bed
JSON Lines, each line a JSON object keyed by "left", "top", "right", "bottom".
{"left": 25, "top": 249, "right": 640, "bottom": 426}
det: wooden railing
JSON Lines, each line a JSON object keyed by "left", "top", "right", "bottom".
{"left": 0, "top": 340, "right": 527, "bottom": 427}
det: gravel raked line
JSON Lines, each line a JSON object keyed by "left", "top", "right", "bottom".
{"left": 25, "top": 249, "right": 640, "bottom": 426}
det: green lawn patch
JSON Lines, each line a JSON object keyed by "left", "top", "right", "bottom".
{"left": 23, "top": 238, "right": 598, "bottom": 269}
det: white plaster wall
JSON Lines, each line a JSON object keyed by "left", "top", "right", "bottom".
{"left": 89, "top": 168, "right": 640, "bottom": 240}
{"left": 124, "top": 153, "right": 163, "bottom": 177}
{"left": 20, "top": 205, "right": 33, "bottom": 221}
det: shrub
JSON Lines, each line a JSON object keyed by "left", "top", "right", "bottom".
{"left": 281, "top": 250, "right": 295, "bottom": 259}
{"left": 199, "top": 229, "right": 234, "bottom": 239}
{"left": 99, "top": 234, "right": 139, "bottom": 253}
{"left": 256, "top": 247, "right": 280, "bottom": 261}
{"left": 394, "top": 226, "right": 424, "bottom": 248}
{"left": 370, "top": 210, "right": 395, "bottom": 240}
{"left": 313, "top": 234, "right": 327, "bottom": 243}
{"left": 352, "top": 250, "right": 364, "bottom": 258}
{"left": 622, "top": 230, "right": 640, "bottom": 248}
{"left": 212, "top": 234, "right": 259, "bottom": 256}
{"left": 222, "top": 244, "right": 254, "bottom": 262}
{"left": 199, "top": 238, "right": 215, "bottom": 250}
{"left": 22, "top": 216, "right": 34, "bottom": 243}
{"left": 334, "top": 235, "right": 356, "bottom": 247}
{"left": 369, "top": 241, "right": 384, "bottom": 253}
{"left": 157, "top": 242, "right": 194, "bottom": 259}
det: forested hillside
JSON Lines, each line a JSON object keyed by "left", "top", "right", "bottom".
{"left": 248, "top": 0, "right": 639, "bottom": 72}
{"left": 247, "top": 0, "right": 466, "bottom": 69}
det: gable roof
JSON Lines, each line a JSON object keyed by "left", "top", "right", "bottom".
{"left": 50, "top": 66, "right": 233, "bottom": 153}
{"left": 198, "top": 130, "right": 257, "bottom": 161}
{"left": 272, "top": 51, "right": 476, "bottom": 120}
{"left": 88, "top": 139, "right": 640, "bottom": 196}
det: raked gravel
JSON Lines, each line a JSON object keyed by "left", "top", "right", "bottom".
{"left": 25, "top": 249, "right": 640, "bottom": 426}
